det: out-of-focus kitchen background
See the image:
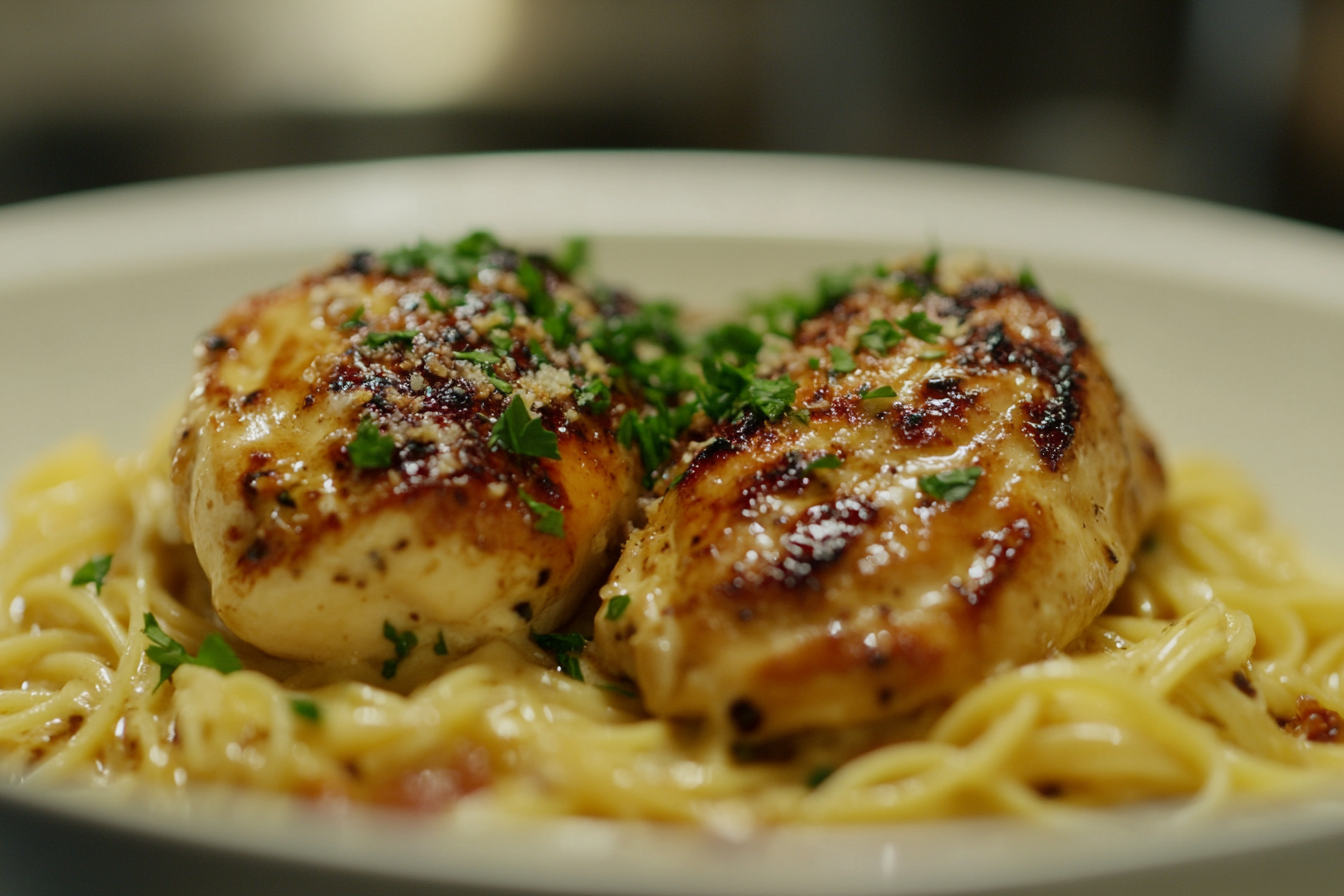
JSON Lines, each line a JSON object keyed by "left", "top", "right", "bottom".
{"left": 0, "top": 0, "right": 1340, "bottom": 229}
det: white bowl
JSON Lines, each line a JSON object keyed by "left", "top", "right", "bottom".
{"left": 1, "top": 151, "right": 1342, "bottom": 895}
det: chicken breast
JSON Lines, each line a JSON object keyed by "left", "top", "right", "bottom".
{"left": 172, "top": 236, "right": 641, "bottom": 663}
{"left": 593, "top": 260, "right": 1164, "bottom": 738}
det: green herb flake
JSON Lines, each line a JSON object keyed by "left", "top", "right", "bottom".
{"left": 488, "top": 395, "right": 561, "bottom": 460}
{"left": 918, "top": 466, "right": 984, "bottom": 502}
{"left": 422, "top": 291, "right": 449, "bottom": 313}
{"left": 488, "top": 329, "right": 515, "bottom": 353}
{"left": 339, "top": 306, "right": 366, "bottom": 331}
{"left": 530, "top": 630, "right": 587, "bottom": 681}
{"left": 291, "top": 698, "right": 321, "bottom": 722}
{"left": 575, "top": 379, "right": 612, "bottom": 415}
{"left": 519, "top": 489, "right": 565, "bottom": 538}
{"left": 347, "top": 416, "right": 395, "bottom": 470}
{"left": 807, "top": 357, "right": 821, "bottom": 370}
{"left": 455, "top": 349, "right": 502, "bottom": 366}
{"left": 434, "top": 630, "right": 448, "bottom": 656}
{"left": 515, "top": 257, "right": 555, "bottom": 318}
{"left": 381, "top": 659, "right": 399, "bottom": 680}
{"left": 364, "top": 329, "right": 417, "bottom": 349}
{"left": 597, "top": 683, "right": 637, "bottom": 699}
{"left": 859, "top": 319, "right": 903, "bottom": 355}
{"left": 704, "top": 323, "right": 764, "bottom": 363}
{"left": 921, "top": 250, "right": 940, "bottom": 279}
{"left": 383, "top": 620, "right": 418, "bottom": 659}
{"left": 142, "top": 613, "right": 242, "bottom": 691}
{"left": 859, "top": 385, "right": 897, "bottom": 400}
{"left": 71, "top": 554, "right": 112, "bottom": 594}
{"left": 542, "top": 303, "right": 578, "bottom": 348}
{"left": 556, "top": 236, "right": 589, "bottom": 276}
{"left": 605, "top": 594, "right": 632, "bottom": 621}
{"left": 806, "top": 766, "right": 836, "bottom": 788}
{"left": 896, "top": 311, "right": 942, "bottom": 344}
{"left": 805, "top": 454, "right": 842, "bottom": 472}
{"left": 829, "top": 345, "right": 856, "bottom": 373}
{"left": 918, "top": 349, "right": 948, "bottom": 361}
{"left": 1018, "top": 266, "right": 1039, "bottom": 291}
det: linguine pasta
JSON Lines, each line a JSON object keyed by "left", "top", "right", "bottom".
{"left": 2, "top": 429, "right": 1343, "bottom": 824}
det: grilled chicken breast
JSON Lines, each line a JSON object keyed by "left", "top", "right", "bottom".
{"left": 593, "top": 260, "right": 1164, "bottom": 738}
{"left": 172, "top": 238, "right": 641, "bottom": 662}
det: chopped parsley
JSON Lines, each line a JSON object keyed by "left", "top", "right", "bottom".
{"left": 921, "top": 250, "right": 940, "bottom": 279}
{"left": 859, "top": 319, "right": 903, "bottom": 355}
{"left": 555, "top": 236, "right": 589, "bottom": 276}
{"left": 805, "top": 454, "right": 842, "bottom": 472}
{"left": 364, "top": 329, "right": 417, "bottom": 348}
{"left": 382, "top": 231, "right": 501, "bottom": 287}
{"left": 455, "top": 348, "right": 502, "bottom": 366}
{"left": 421, "top": 291, "right": 454, "bottom": 313}
{"left": 604, "top": 593, "right": 632, "bottom": 621}
{"left": 542, "top": 302, "right": 578, "bottom": 348}
{"left": 291, "top": 698, "right": 321, "bottom": 722}
{"left": 519, "top": 489, "right": 565, "bottom": 538}
{"left": 347, "top": 416, "right": 395, "bottom": 470}
{"left": 918, "top": 349, "right": 948, "bottom": 361}
{"left": 142, "top": 613, "right": 241, "bottom": 691}
{"left": 597, "top": 683, "right": 638, "bottom": 699}
{"left": 617, "top": 404, "right": 697, "bottom": 487}
{"left": 806, "top": 766, "right": 836, "bottom": 788}
{"left": 896, "top": 311, "right": 942, "bottom": 343}
{"left": 71, "top": 554, "right": 112, "bottom": 595}
{"left": 1018, "top": 266, "right": 1039, "bottom": 291}
{"left": 339, "top": 306, "right": 366, "bottom": 330}
{"left": 488, "top": 395, "right": 561, "bottom": 460}
{"left": 859, "top": 385, "right": 897, "bottom": 400}
{"left": 488, "top": 329, "right": 515, "bottom": 353}
{"left": 918, "top": 466, "right": 984, "bottom": 502}
{"left": 703, "top": 323, "right": 764, "bottom": 364}
{"left": 575, "top": 379, "right": 612, "bottom": 415}
{"left": 381, "top": 620, "right": 418, "bottom": 679}
{"left": 434, "top": 630, "right": 448, "bottom": 656}
{"left": 515, "top": 257, "right": 555, "bottom": 318}
{"left": 828, "top": 345, "right": 856, "bottom": 373}
{"left": 531, "top": 630, "right": 587, "bottom": 681}
{"left": 698, "top": 358, "right": 800, "bottom": 424}
{"left": 807, "top": 357, "right": 821, "bottom": 370}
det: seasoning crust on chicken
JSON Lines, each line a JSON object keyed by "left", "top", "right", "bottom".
{"left": 172, "top": 236, "right": 641, "bottom": 663}
{"left": 593, "top": 256, "right": 1165, "bottom": 739}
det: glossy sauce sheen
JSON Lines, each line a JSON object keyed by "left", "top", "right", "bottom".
{"left": 593, "top": 276, "right": 1165, "bottom": 738}
{"left": 172, "top": 255, "right": 641, "bottom": 662}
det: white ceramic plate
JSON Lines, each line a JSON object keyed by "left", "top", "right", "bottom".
{"left": 1, "top": 152, "right": 1343, "bottom": 895}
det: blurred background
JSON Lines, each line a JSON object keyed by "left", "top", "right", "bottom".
{"left": 0, "top": 0, "right": 1340, "bottom": 229}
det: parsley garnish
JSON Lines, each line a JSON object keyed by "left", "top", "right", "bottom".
{"left": 382, "top": 231, "right": 501, "bottom": 287}
{"left": 515, "top": 257, "right": 555, "bottom": 318}
{"left": 348, "top": 416, "right": 395, "bottom": 469}
{"left": 434, "top": 631, "right": 448, "bottom": 656}
{"left": 488, "top": 329, "right": 515, "bottom": 353}
{"left": 381, "top": 620, "right": 418, "bottom": 679}
{"left": 291, "top": 698, "right": 321, "bottom": 722}
{"left": 1018, "top": 266, "right": 1039, "bottom": 291}
{"left": 805, "top": 454, "right": 842, "bottom": 472}
{"left": 897, "top": 311, "right": 942, "bottom": 343}
{"left": 605, "top": 594, "right": 631, "bottom": 621}
{"left": 488, "top": 395, "right": 561, "bottom": 460}
{"left": 859, "top": 385, "right": 897, "bottom": 400}
{"left": 339, "top": 306, "right": 366, "bottom": 330}
{"left": 807, "top": 357, "right": 821, "bottom": 370}
{"left": 542, "top": 302, "right": 577, "bottom": 348}
{"left": 597, "top": 683, "right": 637, "bottom": 699}
{"left": 519, "top": 489, "right": 565, "bottom": 538}
{"left": 699, "top": 358, "right": 800, "bottom": 424}
{"left": 364, "top": 329, "right": 417, "bottom": 348}
{"left": 71, "top": 554, "right": 112, "bottom": 594}
{"left": 703, "top": 323, "right": 764, "bottom": 364}
{"left": 455, "top": 349, "right": 502, "bottom": 366}
{"left": 859, "top": 319, "right": 903, "bottom": 355}
{"left": 921, "top": 250, "right": 939, "bottom": 279}
{"left": 530, "top": 630, "right": 587, "bottom": 681}
{"left": 918, "top": 466, "right": 984, "bottom": 502}
{"left": 575, "top": 379, "right": 612, "bottom": 415}
{"left": 806, "top": 766, "right": 836, "bottom": 788}
{"left": 556, "top": 237, "right": 589, "bottom": 276}
{"left": 829, "top": 345, "right": 856, "bottom": 373}
{"left": 142, "top": 613, "right": 242, "bottom": 691}
{"left": 422, "top": 291, "right": 451, "bottom": 313}
{"left": 918, "top": 349, "right": 948, "bottom": 360}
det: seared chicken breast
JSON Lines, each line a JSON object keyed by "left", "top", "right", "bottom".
{"left": 173, "top": 236, "right": 641, "bottom": 662}
{"left": 593, "top": 259, "right": 1164, "bottom": 738}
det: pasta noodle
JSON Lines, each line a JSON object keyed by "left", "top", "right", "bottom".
{"left": 2, "top": 429, "right": 1343, "bottom": 825}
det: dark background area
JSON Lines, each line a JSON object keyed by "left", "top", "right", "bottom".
{"left": 2, "top": 0, "right": 1342, "bottom": 230}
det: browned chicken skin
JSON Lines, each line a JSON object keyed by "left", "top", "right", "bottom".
{"left": 172, "top": 243, "right": 642, "bottom": 663}
{"left": 593, "top": 262, "right": 1164, "bottom": 738}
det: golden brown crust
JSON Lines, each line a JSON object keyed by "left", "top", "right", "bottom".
{"left": 173, "top": 251, "right": 643, "bottom": 662}
{"left": 594, "top": 270, "right": 1165, "bottom": 738}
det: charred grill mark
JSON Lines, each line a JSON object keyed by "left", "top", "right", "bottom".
{"left": 954, "top": 298, "right": 1087, "bottom": 471}
{"left": 885, "top": 377, "right": 978, "bottom": 447}
{"left": 950, "top": 518, "right": 1033, "bottom": 607}
{"left": 727, "top": 498, "right": 878, "bottom": 593}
